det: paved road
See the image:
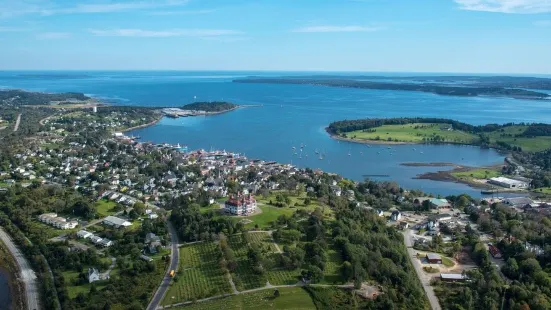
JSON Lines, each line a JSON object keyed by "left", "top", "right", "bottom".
{"left": 0, "top": 227, "right": 40, "bottom": 310}
{"left": 13, "top": 113, "right": 21, "bottom": 132}
{"left": 147, "top": 221, "right": 180, "bottom": 310}
{"left": 403, "top": 230, "right": 441, "bottom": 310}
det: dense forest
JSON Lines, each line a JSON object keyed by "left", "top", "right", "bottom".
{"left": 234, "top": 78, "right": 550, "bottom": 99}
{"left": 0, "top": 89, "right": 90, "bottom": 106}
{"left": 181, "top": 101, "right": 238, "bottom": 112}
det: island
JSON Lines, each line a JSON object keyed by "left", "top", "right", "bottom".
{"left": 233, "top": 76, "right": 551, "bottom": 100}
{"left": 161, "top": 101, "right": 239, "bottom": 118}
{"left": 326, "top": 117, "right": 551, "bottom": 152}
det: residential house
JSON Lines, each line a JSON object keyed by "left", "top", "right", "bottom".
{"left": 391, "top": 211, "right": 402, "bottom": 221}
{"left": 427, "top": 253, "right": 442, "bottom": 264}
{"left": 103, "top": 215, "right": 132, "bottom": 228}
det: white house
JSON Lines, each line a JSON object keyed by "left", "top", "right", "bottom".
{"left": 77, "top": 230, "right": 93, "bottom": 239}
{"left": 88, "top": 268, "right": 100, "bottom": 283}
{"left": 391, "top": 211, "right": 402, "bottom": 221}
{"left": 103, "top": 216, "right": 132, "bottom": 228}
{"left": 90, "top": 235, "right": 103, "bottom": 244}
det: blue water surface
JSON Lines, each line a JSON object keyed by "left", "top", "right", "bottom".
{"left": 2, "top": 71, "right": 550, "bottom": 197}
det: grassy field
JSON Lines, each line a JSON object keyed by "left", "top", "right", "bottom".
{"left": 347, "top": 123, "right": 478, "bottom": 144}
{"left": 534, "top": 187, "right": 551, "bottom": 194}
{"left": 345, "top": 123, "right": 551, "bottom": 152}
{"left": 320, "top": 247, "right": 345, "bottom": 284}
{"left": 172, "top": 287, "right": 315, "bottom": 310}
{"left": 442, "top": 257, "right": 455, "bottom": 268}
{"left": 63, "top": 269, "right": 108, "bottom": 299}
{"left": 95, "top": 199, "right": 118, "bottom": 217}
{"left": 451, "top": 168, "right": 501, "bottom": 180}
{"left": 163, "top": 242, "right": 232, "bottom": 305}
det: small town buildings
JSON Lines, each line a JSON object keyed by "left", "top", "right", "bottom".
{"left": 103, "top": 215, "right": 132, "bottom": 228}
{"left": 399, "top": 221, "right": 409, "bottom": 230}
{"left": 38, "top": 213, "right": 78, "bottom": 230}
{"left": 503, "top": 197, "right": 533, "bottom": 207}
{"left": 488, "top": 177, "right": 529, "bottom": 189}
{"left": 391, "top": 210, "right": 402, "bottom": 221}
{"left": 429, "top": 198, "right": 451, "bottom": 209}
{"left": 90, "top": 235, "right": 103, "bottom": 244}
{"left": 440, "top": 273, "right": 467, "bottom": 282}
{"left": 224, "top": 194, "right": 257, "bottom": 216}
{"left": 140, "top": 254, "right": 153, "bottom": 262}
{"left": 99, "top": 239, "right": 113, "bottom": 247}
{"left": 427, "top": 253, "right": 443, "bottom": 264}
{"left": 76, "top": 230, "right": 93, "bottom": 239}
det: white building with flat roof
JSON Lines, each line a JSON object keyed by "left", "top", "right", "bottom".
{"left": 488, "top": 177, "right": 529, "bottom": 189}
{"left": 103, "top": 215, "right": 132, "bottom": 228}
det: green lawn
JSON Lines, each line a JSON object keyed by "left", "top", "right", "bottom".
{"left": 163, "top": 242, "right": 232, "bottom": 305}
{"left": 486, "top": 125, "right": 551, "bottom": 152}
{"left": 95, "top": 199, "right": 118, "bottom": 217}
{"left": 534, "top": 187, "right": 551, "bottom": 194}
{"left": 452, "top": 168, "right": 501, "bottom": 180}
{"left": 320, "top": 247, "right": 345, "bottom": 284}
{"left": 172, "top": 287, "right": 315, "bottom": 310}
{"left": 62, "top": 269, "right": 107, "bottom": 299}
{"left": 28, "top": 220, "right": 72, "bottom": 239}
{"left": 347, "top": 123, "right": 478, "bottom": 144}
{"left": 442, "top": 257, "right": 455, "bottom": 268}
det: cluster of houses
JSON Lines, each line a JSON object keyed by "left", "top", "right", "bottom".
{"left": 38, "top": 213, "right": 79, "bottom": 230}
{"left": 77, "top": 230, "right": 113, "bottom": 247}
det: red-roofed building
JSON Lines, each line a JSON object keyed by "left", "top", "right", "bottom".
{"left": 225, "top": 193, "right": 257, "bottom": 216}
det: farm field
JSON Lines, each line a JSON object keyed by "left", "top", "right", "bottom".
{"left": 173, "top": 287, "right": 315, "bottom": 310}
{"left": 347, "top": 123, "right": 477, "bottom": 144}
{"left": 163, "top": 242, "right": 232, "bottom": 305}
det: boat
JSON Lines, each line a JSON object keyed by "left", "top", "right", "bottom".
{"left": 315, "top": 149, "right": 319, "bottom": 154}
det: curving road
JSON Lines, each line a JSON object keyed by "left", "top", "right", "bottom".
{"left": 0, "top": 227, "right": 40, "bottom": 310}
{"left": 403, "top": 229, "right": 441, "bottom": 310}
{"left": 147, "top": 221, "right": 179, "bottom": 310}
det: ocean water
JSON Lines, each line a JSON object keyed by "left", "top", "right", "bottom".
{"left": 2, "top": 71, "right": 550, "bottom": 197}
{"left": 0, "top": 268, "right": 11, "bottom": 310}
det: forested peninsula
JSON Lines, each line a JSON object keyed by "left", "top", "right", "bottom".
{"left": 181, "top": 101, "right": 238, "bottom": 113}
{"left": 233, "top": 78, "right": 551, "bottom": 100}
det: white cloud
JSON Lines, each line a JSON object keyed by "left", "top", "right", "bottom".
{"left": 37, "top": 32, "right": 71, "bottom": 39}
{"left": 0, "top": 0, "right": 190, "bottom": 17}
{"left": 292, "top": 25, "right": 381, "bottom": 33}
{"left": 533, "top": 20, "right": 551, "bottom": 26}
{"left": 89, "top": 28, "right": 243, "bottom": 38}
{"left": 149, "top": 9, "right": 215, "bottom": 16}
{"left": 455, "top": 0, "right": 551, "bottom": 13}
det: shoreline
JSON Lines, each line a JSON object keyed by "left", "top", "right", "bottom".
{"left": 326, "top": 129, "right": 414, "bottom": 145}
{"left": 121, "top": 116, "right": 163, "bottom": 133}
{"left": 414, "top": 165, "right": 528, "bottom": 194}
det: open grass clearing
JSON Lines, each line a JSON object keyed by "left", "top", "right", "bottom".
{"left": 452, "top": 168, "right": 501, "bottom": 180}
{"left": 62, "top": 269, "right": 107, "bottom": 299}
{"left": 346, "top": 123, "right": 477, "bottom": 144}
{"left": 95, "top": 199, "right": 118, "bottom": 217}
{"left": 172, "top": 287, "right": 315, "bottom": 310}
{"left": 162, "top": 242, "right": 232, "bottom": 305}
{"left": 442, "top": 257, "right": 455, "bottom": 267}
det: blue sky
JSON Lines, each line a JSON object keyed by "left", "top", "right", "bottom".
{"left": 0, "top": 0, "right": 550, "bottom": 73}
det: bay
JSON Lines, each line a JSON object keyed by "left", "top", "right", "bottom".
{"left": 2, "top": 71, "right": 550, "bottom": 197}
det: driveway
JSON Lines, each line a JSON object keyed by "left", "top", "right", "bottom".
{"left": 403, "top": 229, "right": 441, "bottom": 310}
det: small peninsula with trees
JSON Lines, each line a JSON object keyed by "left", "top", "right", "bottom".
{"left": 181, "top": 101, "right": 238, "bottom": 113}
